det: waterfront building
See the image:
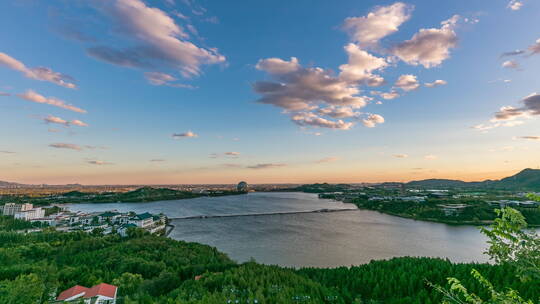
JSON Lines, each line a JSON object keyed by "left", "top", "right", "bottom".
{"left": 14, "top": 207, "right": 45, "bottom": 220}
{"left": 237, "top": 181, "right": 249, "bottom": 192}
{"left": 130, "top": 212, "right": 154, "bottom": 228}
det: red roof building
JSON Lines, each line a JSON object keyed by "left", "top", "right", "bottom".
{"left": 56, "top": 283, "right": 117, "bottom": 303}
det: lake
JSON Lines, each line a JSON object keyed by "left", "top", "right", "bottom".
{"left": 67, "top": 192, "right": 490, "bottom": 268}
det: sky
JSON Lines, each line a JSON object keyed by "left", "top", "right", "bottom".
{"left": 0, "top": 0, "right": 539, "bottom": 185}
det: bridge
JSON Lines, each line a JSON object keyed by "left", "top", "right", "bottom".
{"left": 168, "top": 208, "right": 358, "bottom": 220}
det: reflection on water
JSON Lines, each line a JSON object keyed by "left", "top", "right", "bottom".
{"left": 67, "top": 192, "right": 490, "bottom": 268}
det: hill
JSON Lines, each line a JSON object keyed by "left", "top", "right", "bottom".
{"left": 406, "top": 168, "right": 540, "bottom": 190}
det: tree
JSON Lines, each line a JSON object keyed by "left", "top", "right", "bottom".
{"left": 0, "top": 274, "right": 45, "bottom": 304}
{"left": 435, "top": 207, "right": 540, "bottom": 303}
{"left": 113, "top": 272, "right": 143, "bottom": 296}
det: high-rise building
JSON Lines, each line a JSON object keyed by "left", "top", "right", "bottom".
{"left": 2, "top": 203, "right": 33, "bottom": 216}
{"left": 14, "top": 207, "right": 45, "bottom": 221}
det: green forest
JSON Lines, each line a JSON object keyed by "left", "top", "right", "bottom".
{"left": 352, "top": 197, "right": 540, "bottom": 226}
{"left": 0, "top": 209, "right": 538, "bottom": 303}
{"left": 0, "top": 187, "right": 246, "bottom": 206}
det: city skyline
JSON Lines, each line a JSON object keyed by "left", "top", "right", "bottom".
{"left": 1, "top": 0, "right": 539, "bottom": 184}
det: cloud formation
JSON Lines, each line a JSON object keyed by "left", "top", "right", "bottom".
{"left": 425, "top": 80, "right": 447, "bottom": 88}
{"left": 475, "top": 93, "right": 540, "bottom": 131}
{"left": 0, "top": 52, "right": 77, "bottom": 89}
{"left": 362, "top": 114, "right": 385, "bottom": 128}
{"left": 393, "top": 154, "right": 409, "bottom": 158}
{"left": 87, "top": 160, "right": 113, "bottom": 165}
{"left": 517, "top": 136, "right": 540, "bottom": 141}
{"left": 392, "top": 15, "right": 460, "bottom": 68}
{"left": 253, "top": 56, "right": 384, "bottom": 130}
{"left": 342, "top": 2, "right": 412, "bottom": 46}
{"left": 424, "top": 154, "right": 438, "bottom": 160}
{"left": 502, "top": 60, "right": 519, "bottom": 69}
{"left": 17, "top": 90, "right": 86, "bottom": 113}
{"left": 529, "top": 39, "right": 540, "bottom": 55}
{"left": 43, "top": 115, "right": 88, "bottom": 127}
{"left": 49, "top": 143, "right": 83, "bottom": 151}
{"left": 291, "top": 112, "right": 354, "bottom": 130}
{"left": 247, "top": 163, "right": 287, "bottom": 169}
{"left": 87, "top": 0, "right": 225, "bottom": 78}
{"left": 0, "top": 92, "right": 10, "bottom": 96}
{"left": 508, "top": 0, "right": 523, "bottom": 10}
{"left": 144, "top": 72, "right": 195, "bottom": 88}
{"left": 172, "top": 131, "right": 198, "bottom": 139}
{"left": 339, "top": 43, "right": 388, "bottom": 85}
{"left": 315, "top": 157, "right": 339, "bottom": 163}
{"left": 394, "top": 74, "right": 419, "bottom": 91}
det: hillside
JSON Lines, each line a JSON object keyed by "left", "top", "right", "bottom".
{"left": 406, "top": 168, "right": 540, "bottom": 190}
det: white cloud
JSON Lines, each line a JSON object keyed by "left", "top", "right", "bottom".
{"left": 317, "top": 106, "right": 358, "bottom": 119}
{"left": 43, "top": 115, "right": 88, "bottom": 127}
{"left": 144, "top": 72, "right": 195, "bottom": 88}
{"left": 424, "top": 154, "right": 438, "bottom": 160}
{"left": 70, "top": 120, "right": 89, "bottom": 127}
{"left": 508, "top": 0, "right": 523, "bottom": 10}
{"left": 44, "top": 115, "right": 69, "bottom": 126}
{"left": 172, "top": 131, "right": 198, "bottom": 139}
{"left": 253, "top": 55, "right": 386, "bottom": 130}
{"left": 87, "top": 0, "right": 225, "bottom": 78}
{"left": 502, "top": 60, "right": 519, "bottom": 69}
{"left": 342, "top": 2, "right": 412, "bottom": 46}
{"left": 528, "top": 39, "right": 540, "bottom": 55}
{"left": 394, "top": 74, "right": 419, "bottom": 91}
{"left": 255, "top": 57, "right": 300, "bottom": 74}
{"left": 315, "top": 157, "right": 340, "bottom": 163}
{"left": 362, "top": 114, "right": 385, "bottom": 128}
{"left": 0, "top": 52, "right": 77, "bottom": 89}
{"left": 87, "top": 160, "right": 113, "bottom": 165}
{"left": 338, "top": 43, "right": 387, "bottom": 85}
{"left": 247, "top": 163, "right": 287, "bottom": 169}
{"left": 393, "top": 154, "right": 409, "bottom": 158}
{"left": 49, "top": 143, "right": 83, "bottom": 151}
{"left": 16, "top": 90, "right": 86, "bottom": 113}
{"left": 392, "top": 15, "right": 460, "bottom": 68}
{"left": 425, "top": 79, "right": 447, "bottom": 88}
{"left": 516, "top": 136, "right": 540, "bottom": 141}
{"left": 475, "top": 93, "right": 540, "bottom": 131}
{"left": 291, "top": 112, "right": 354, "bottom": 130}
{"left": 372, "top": 90, "right": 400, "bottom": 100}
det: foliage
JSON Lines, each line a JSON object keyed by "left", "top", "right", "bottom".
{"left": 0, "top": 215, "right": 42, "bottom": 231}
{"left": 436, "top": 207, "right": 540, "bottom": 303}
{"left": 481, "top": 208, "right": 540, "bottom": 282}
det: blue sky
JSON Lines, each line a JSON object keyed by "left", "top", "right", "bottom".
{"left": 0, "top": 0, "right": 539, "bottom": 184}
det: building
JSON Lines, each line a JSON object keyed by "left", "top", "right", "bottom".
{"left": 130, "top": 212, "right": 154, "bottom": 228}
{"left": 439, "top": 204, "right": 468, "bottom": 216}
{"left": 237, "top": 181, "right": 249, "bottom": 192}
{"left": 14, "top": 207, "right": 45, "bottom": 220}
{"left": 2, "top": 203, "right": 33, "bottom": 216}
{"left": 56, "top": 283, "right": 117, "bottom": 303}
{"left": 98, "top": 211, "right": 121, "bottom": 223}
{"left": 118, "top": 223, "right": 137, "bottom": 237}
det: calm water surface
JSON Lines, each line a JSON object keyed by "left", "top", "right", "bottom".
{"left": 67, "top": 192, "right": 490, "bottom": 268}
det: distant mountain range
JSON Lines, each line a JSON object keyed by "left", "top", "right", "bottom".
{"left": 406, "top": 168, "right": 540, "bottom": 191}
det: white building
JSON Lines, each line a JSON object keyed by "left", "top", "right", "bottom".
{"left": 130, "top": 212, "right": 154, "bottom": 228}
{"left": 14, "top": 207, "right": 45, "bottom": 221}
{"left": 3, "top": 203, "right": 33, "bottom": 216}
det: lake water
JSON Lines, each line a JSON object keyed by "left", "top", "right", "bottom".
{"left": 67, "top": 192, "right": 490, "bottom": 268}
